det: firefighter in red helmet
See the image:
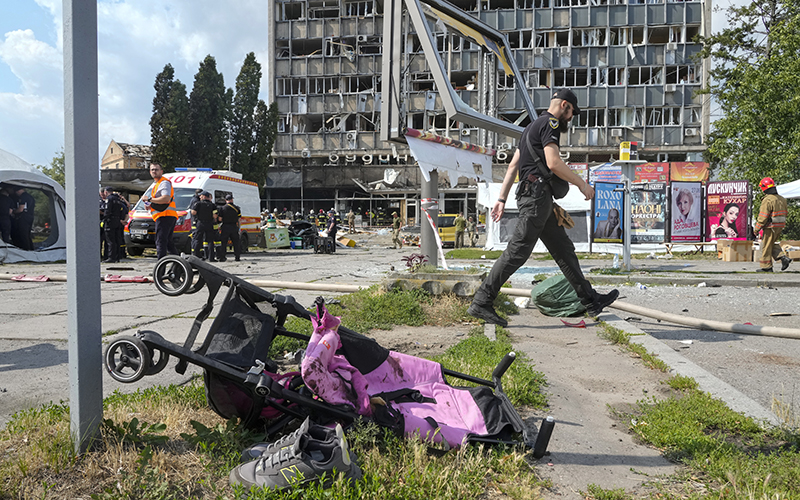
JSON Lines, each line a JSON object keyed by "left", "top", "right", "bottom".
{"left": 754, "top": 177, "right": 791, "bottom": 272}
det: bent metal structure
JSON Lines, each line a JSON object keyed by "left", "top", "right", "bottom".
{"left": 0, "top": 148, "right": 67, "bottom": 264}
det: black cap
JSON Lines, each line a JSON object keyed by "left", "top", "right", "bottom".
{"left": 225, "top": 194, "right": 233, "bottom": 200}
{"left": 552, "top": 88, "right": 580, "bottom": 115}
{"left": 201, "top": 191, "right": 211, "bottom": 197}
{"left": 103, "top": 186, "right": 114, "bottom": 193}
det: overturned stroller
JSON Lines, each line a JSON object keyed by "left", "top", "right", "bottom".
{"left": 103, "top": 255, "right": 539, "bottom": 450}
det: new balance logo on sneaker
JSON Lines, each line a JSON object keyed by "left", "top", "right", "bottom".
{"left": 230, "top": 422, "right": 362, "bottom": 490}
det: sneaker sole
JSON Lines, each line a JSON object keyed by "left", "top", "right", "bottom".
{"left": 467, "top": 304, "right": 508, "bottom": 327}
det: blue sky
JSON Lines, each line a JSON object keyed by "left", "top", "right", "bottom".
{"left": 1, "top": 0, "right": 740, "bottom": 169}
{"left": 0, "top": 0, "right": 269, "bottom": 168}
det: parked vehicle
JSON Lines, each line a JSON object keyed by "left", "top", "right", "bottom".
{"left": 124, "top": 168, "right": 261, "bottom": 257}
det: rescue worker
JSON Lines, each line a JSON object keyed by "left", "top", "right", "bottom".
{"left": 188, "top": 188, "right": 203, "bottom": 249}
{"left": 12, "top": 186, "right": 35, "bottom": 250}
{"left": 347, "top": 209, "right": 356, "bottom": 233}
{"left": 468, "top": 88, "right": 618, "bottom": 326}
{"left": 317, "top": 208, "right": 327, "bottom": 229}
{"left": 141, "top": 163, "right": 178, "bottom": 259}
{"left": 191, "top": 191, "right": 218, "bottom": 261}
{"left": 467, "top": 215, "right": 478, "bottom": 247}
{"left": 0, "top": 185, "right": 15, "bottom": 244}
{"left": 391, "top": 211, "right": 403, "bottom": 249}
{"left": 754, "top": 177, "right": 792, "bottom": 272}
{"left": 99, "top": 188, "right": 109, "bottom": 260}
{"left": 102, "top": 186, "right": 128, "bottom": 263}
{"left": 326, "top": 210, "right": 339, "bottom": 253}
{"left": 454, "top": 212, "right": 467, "bottom": 249}
{"left": 218, "top": 194, "right": 242, "bottom": 261}
{"left": 308, "top": 209, "right": 316, "bottom": 225}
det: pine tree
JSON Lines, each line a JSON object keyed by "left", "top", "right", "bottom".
{"left": 230, "top": 53, "right": 262, "bottom": 174}
{"left": 159, "top": 80, "right": 191, "bottom": 170}
{"left": 188, "top": 55, "right": 229, "bottom": 169}
{"left": 150, "top": 64, "right": 175, "bottom": 169}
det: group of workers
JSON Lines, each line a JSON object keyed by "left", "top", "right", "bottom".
{"left": 0, "top": 184, "right": 36, "bottom": 250}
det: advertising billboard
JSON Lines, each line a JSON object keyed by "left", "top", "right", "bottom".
{"left": 630, "top": 183, "right": 667, "bottom": 243}
{"left": 705, "top": 180, "right": 750, "bottom": 241}
{"left": 634, "top": 162, "right": 669, "bottom": 183}
{"left": 670, "top": 181, "right": 703, "bottom": 242}
{"left": 592, "top": 182, "right": 624, "bottom": 243}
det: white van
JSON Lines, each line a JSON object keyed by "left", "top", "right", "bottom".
{"left": 124, "top": 168, "right": 261, "bottom": 256}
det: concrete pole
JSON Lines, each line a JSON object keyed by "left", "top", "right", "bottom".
{"left": 421, "top": 171, "right": 439, "bottom": 267}
{"left": 64, "top": 0, "right": 103, "bottom": 453}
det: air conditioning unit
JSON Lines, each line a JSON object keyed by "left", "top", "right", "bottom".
{"left": 610, "top": 128, "right": 623, "bottom": 138}
{"left": 664, "top": 84, "right": 677, "bottom": 93}
{"left": 346, "top": 131, "right": 357, "bottom": 141}
{"left": 499, "top": 142, "right": 513, "bottom": 150}
{"left": 684, "top": 128, "right": 698, "bottom": 137}
{"left": 559, "top": 46, "right": 571, "bottom": 56}
{"left": 666, "top": 42, "right": 678, "bottom": 51}
{"left": 461, "top": 128, "right": 471, "bottom": 136}
{"left": 357, "top": 35, "right": 368, "bottom": 43}
{"left": 533, "top": 47, "right": 545, "bottom": 56}
{"left": 301, "top": 149, "right": 311, "bottom": 158}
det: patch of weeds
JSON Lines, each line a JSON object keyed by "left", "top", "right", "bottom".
{"left": 598, "top": 324, "right": 669, "bottom": 372}
{"left": 268, "top": 317, "right": 311, "bottom": 359}
{"left": 584, "top": 483, "right": 632, "bottom": 500}
{"left": 91, "top": 445, "right": 179, "bottom": 500}
{"left": 326, "top": 286, "right": 429, "bottom": 333}
{"left": 433, "top": 328, "right": 546, "bottom": 408}
{"left": 401, "top": 252, "right": 428, "bottom": 272}
{"left": 445, "top": 249, "right": 503, "bottom": 260}
{"left": 181, "top": 418, "right": 265, "bottom": 474}
{"left": 667, "top": 374, "right": 699, "bottom": 392}
{"left": 103, "top": 417, "right": 169, "bottom": 446}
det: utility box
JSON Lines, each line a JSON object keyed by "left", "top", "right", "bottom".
{"left": 717, "top": 239, "right": 753, "bottom": 262}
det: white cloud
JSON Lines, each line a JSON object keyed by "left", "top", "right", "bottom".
{"left": 0, "top": 29, "right": 62, "bottom": 94}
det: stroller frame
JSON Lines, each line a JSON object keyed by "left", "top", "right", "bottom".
{"left": 104, "top": 254, "right": 530, "bottom": 446}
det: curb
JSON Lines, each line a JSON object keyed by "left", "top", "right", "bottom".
{"left": 588, "top": 274, "right": 800, "bottom": 288}
{"left": 599, "top": 313, "right": 782, "bottom": 428}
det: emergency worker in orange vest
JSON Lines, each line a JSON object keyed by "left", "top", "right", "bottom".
{"left": 754, "top": 177, "right": 792, "bottom": 272}
{"left": 141, "top": 163, "right": 178, "bottom": 259}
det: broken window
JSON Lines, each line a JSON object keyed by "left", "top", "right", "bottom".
{"left": 627, "top": 66, "right": 663, "bottom": 85}
{"left": 279, "top": 1, "right": 305, "bottom": 21}
{"left": 665, "top": 65, "right": 701, "bottom": 84}
{"left": 343, "top": 1, "right": 374, "bottom": 17}
{"left": 648, "top": 27, "right": 670, "bottom": 44}
{"left": 277, "top": 78, "right": 307, "bottom": 96}
{"left": 572, "top": 28, "right": 606, "bottom": 46}
{"left": 684, "top": 107, "right": 701, "bottom": 124}
{"left": 308, "top": 77, "right": 339, "bottom": 94}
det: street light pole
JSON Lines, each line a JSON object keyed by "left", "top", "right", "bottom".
{"left": 224, "top": 120, "right": 232, "bottom": 170}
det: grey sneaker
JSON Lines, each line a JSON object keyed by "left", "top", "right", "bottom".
{"left": 230, "top": 424, "right": 362, "bottom": 490}
{"left": 585, "top": 289, "right": 619, "bottom": 317}
{"left": 468, "top": 302, "right": 508, "bottom": 327}
{"left": 240, "top": 417, "right": 337, "bottom": 462}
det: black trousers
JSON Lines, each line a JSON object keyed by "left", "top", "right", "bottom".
{"left": 105, "top": 224, "right": 123, "bottom": 261}
{"left": 473, "top": 182, "right": 596, "bottom": 308}
{"left": 193, "top": 221, "right": 216, "bottom": 260}
{"left": 154, "top": 216, "right": 178, "bottom": 260}
{"left": 219, "top": 224, "right": 241, "bottom": 258}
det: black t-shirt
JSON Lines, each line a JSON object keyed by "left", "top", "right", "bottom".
{"left": 17, "top": 192, "right": 35, "bottom": 223}
{"left": 0, "top": 193, "right": 13, "bottom": 222}
{"left": 518, "top": 111, "right": 561, "bottom": 180}
{"left": 103, "top": 193, "right": 128, "bottom": 226}
{"left": 219, "top": 203, "right": 241, "bottom": 224}
{"left": 193, "top": 199, "right": 217, "bottom": 224}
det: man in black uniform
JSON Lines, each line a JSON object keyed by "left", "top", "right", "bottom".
{"left": 326, "top": 209, "right": 339, "bottom": 253}
{"left": 102, "top": 186, "right": 128, "bottom": 262}
{"left": 12, "top": 186, "right": 36, "bottom": 250}
{"left": 0, "top": 185, "right": 14, "bottom": 244}
{"left": 191, "top": 191, "right": 218, "bottom": 261}
{"left": 218, "top": 194, "right": 242, "bottom": 262}
{"left": 468, "top": 89, "right": 619, "bottom": 326}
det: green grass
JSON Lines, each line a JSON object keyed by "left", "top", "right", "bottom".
{"left": 445, "top": 248, "right": 503, "bottom": 259}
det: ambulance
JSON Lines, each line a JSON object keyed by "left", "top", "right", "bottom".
{"left": 124, "top": 168, "right": 262, "bottom": 257}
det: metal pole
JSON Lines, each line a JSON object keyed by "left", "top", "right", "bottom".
{"left": 64, "top": 0, "right": 103, "bottom": 453}
{"left": 421, "top": 170, "right": 439, "bottom": 267}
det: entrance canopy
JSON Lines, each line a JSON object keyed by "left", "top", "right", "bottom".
{"left": 777, "top": 179, "right": 800, "bottom": 199}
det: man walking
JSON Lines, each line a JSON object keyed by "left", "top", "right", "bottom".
{"left": 347, "top": 209, "right": 356, "bottom": 233}
{"left": 327, "top": 209, "right": 339, "bottom": 253}
{"left": 141, "top": 163, "right": 178, "bottom": 259}
{"left": 218, "top": 194, "right": 242, "bottom": 262}
{"left": 468, "top": 89, "right": 618, "bottom": 326}
{"left": 391, "top": 211, "right": 403, "bottom": 249}
{"left": 191, "top": 191, "right": 218, "bottom": 261}
{"left": 754, "top": 177, "right": 792, "bottom": 272}
{"left": 102, "top": 187, "right": 128, "bottom": 263}
{"left": 454, "top": 212, "right": 467, "bottom": 249}
{"left": 467, "top": 215, "right": 478, "bottom": 247}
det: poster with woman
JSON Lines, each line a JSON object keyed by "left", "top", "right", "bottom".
{"left": 630, "top": 183, "right": 667, "bottom": 243}
{"left": 592, "top": 182, "right": 624, "bottom": 243}
{"left": 705, "top": 180, "right": 749, "bottom": 241}
{"left": 670, "top": 181, "right": 703, "bottom": 242}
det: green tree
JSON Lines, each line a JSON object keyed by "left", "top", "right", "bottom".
{"left": 700, "top": 0, "right": 800, "bottom": 186}
{"left": 37, "top": 149, "right": 65, "bottom": 187}
{"left": 247, "top": 100, "right": 280, "bottom": 187}
{"left": 230, "top": 52, "right": 262, "bottom": 174}
{"left": 150, "top": 64, "right": 178, "bottom": 171}
{"left": 159, "top": 80, "right": 191, "bottom": 170}
{"left": 189, "top": 55, "right": 229, "bottom": 169}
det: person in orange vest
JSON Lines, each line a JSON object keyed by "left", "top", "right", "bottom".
{"left": 754, "top": 177, "right": 791, "bottom": 272}
{"left": 141, "top": 163, "right": 178, "bottom": 259}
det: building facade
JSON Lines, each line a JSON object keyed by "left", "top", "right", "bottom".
{"left": 266, "top": 0, "right": 711, "bottom": 221}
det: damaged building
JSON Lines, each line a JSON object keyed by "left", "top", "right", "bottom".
{"left": 265, "top": 0, "right": 711, "bottom": 224}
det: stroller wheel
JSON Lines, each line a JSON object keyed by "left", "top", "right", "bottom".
{"left": 153, "top": 256, "right": 194, "bottom": 296}
{"left": 145, "top": 346, "right": 170, "bottom": 375}
{"left": 184, "top": 274, "right": 206, "bottom": 295}
{"left": 104, "top": 336, "right": 151, "bottom": 383}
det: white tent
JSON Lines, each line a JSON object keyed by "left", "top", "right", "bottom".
{"left": 0, "top": 148, "right": 67, "bottom": 263}
{"left": 777, "top": 179, "right": 800, "bottom": 199}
